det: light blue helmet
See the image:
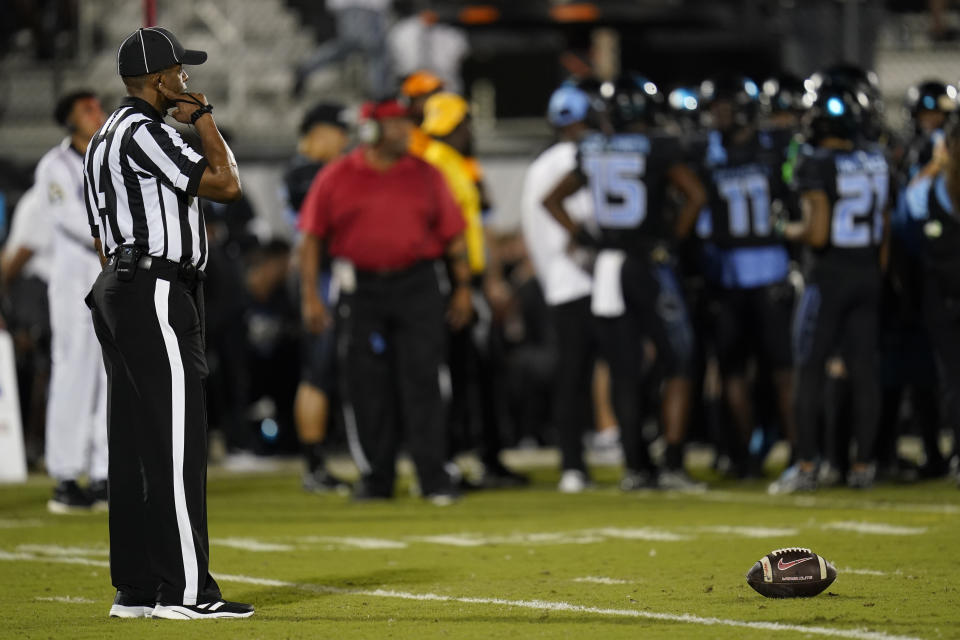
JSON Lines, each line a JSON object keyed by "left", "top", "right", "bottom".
{"left": 547, "top": 85, "right": 591, "bottom": 127}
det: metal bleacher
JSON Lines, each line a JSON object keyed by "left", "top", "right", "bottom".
{"left": 0, "top": 0, "right": 347, "bottom": 163}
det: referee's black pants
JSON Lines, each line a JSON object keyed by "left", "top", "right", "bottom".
{"left": 87, "top": 265, "right": 220, "bottom": 606}
{"left": 550, "top": 296, "right": 595, "bottom": 474}
{"left": 336, "top": 261, "right": 451, "bottom": 497}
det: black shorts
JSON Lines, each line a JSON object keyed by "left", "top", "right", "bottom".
{"left": 301, "top": 326, "right": 336, "bottom": 393}
{"left": 710, "top": 281, "right": 794, "bottom": 376}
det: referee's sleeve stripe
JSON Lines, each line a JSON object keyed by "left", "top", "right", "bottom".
{"left": 127, "top": 133, "right": 192, "bottom": 196}
{"left": 147, "top": 123, "right": 205, "bottom": 183}
{"left": 131, "top": 125, "right": 196, "bottom": 193}
{"left": 185, "top": 158, "right": 208, "bottom": 197}
{"left": 82, "top": 169, "right": 100, "bottom": 238}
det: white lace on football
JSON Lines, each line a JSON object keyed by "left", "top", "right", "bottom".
{"left": 769, "top": 547, "right": 813, "bottom": 556}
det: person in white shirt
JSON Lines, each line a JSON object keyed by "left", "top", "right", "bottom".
{"left": 39, "top": 90, "right": 108, "bottom": 512}
{"left": 1, "top": 186, "right": 53, "bottom": 286}
{"left": 520, "top": 84, "right": 597, "bottom": 493}
{"left": 388, "top": 9, "right": 469, "bottom": 94}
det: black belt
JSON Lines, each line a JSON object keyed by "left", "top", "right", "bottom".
{"left": 106, "top": 252, "right": 205, "bottom": 284}
{"left": 355, "top": 260, "right": 435, "bottom": 284}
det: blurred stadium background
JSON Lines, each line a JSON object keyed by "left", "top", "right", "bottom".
{"left": 2, "top": 0, "right": 958, "bottom": 237}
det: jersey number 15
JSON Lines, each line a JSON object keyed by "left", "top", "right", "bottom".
{"left": 582, "top": 153, "right": 647, "bottom": 228}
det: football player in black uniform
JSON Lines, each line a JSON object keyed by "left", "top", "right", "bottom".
{"left": 903, "top": 121, "right": 960, "bottom": 488}
{"left": 543, "top": 74, "right": 708, "bottom": 491}
{"left": 694, "top": 75, "right": 795, "bottom": 477}
{"left": 768, "top": 85, "right": 890, "bottom": 493}
{"left": 877, "top": 81, "right": 958, "bottom": 479}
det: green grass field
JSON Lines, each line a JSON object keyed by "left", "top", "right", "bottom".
{"left": 1, "top": 457, "right": 958, "bottom": 639}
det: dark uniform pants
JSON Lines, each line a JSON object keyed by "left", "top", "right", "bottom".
{"left": 87, "top": 266, "right": 220, "bottom": 606}
{"left": 551, "top": 296, "right": 596, "bottom": 473}
{"left": 923, "top": 272, "right": 960, "bottom": 451}
{"left": 336, "top": 262, "right": 450, "bottom": 496}
{"left": 597, "top": 255, "right": 694, "bottom": 473}
{"left": 710, "top": 281, "right": 794, "bottom": 376}
{"left": 792, "top": 268, "right": 880, "bottom": 464}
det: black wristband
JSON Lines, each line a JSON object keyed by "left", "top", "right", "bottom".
{"left": 190, "top": 104, "right": 213, "bottom": 125}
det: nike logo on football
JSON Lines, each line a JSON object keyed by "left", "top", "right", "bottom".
{"left": 777, "top": 556, "right": 814, "bottom": 571}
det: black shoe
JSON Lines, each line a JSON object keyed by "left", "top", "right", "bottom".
{"left": 351, "top": 480, "right": 392, "bottom": 502}
{"left": 48, "top": 480, "right": 94, "bottom": 514}
{"left": 302, "top": 468, "right": 351, "bottom": 495}
{"left": 620, "top": 469, "right": 657, "bottom": 491}
{"left": 424, "top": 489, "right": 461, "bottom": 506}
{"left": 152, "top": 600, "right": 254, "bottom": 619}
{"left": 89, "top": 479, "right": 109, "bottom": 511}
{"left": 847, "top": 464, "right": 876, "bottom": 489}
{"left": 108, "top": 590, "right": 154, "bottom": 618}
{"left": 479, "top": 462, "right": 530, "bottom": 489}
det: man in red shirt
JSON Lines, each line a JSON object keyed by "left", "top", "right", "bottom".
{"left": 299, "top": 98, "right": 472, "bottom": 504}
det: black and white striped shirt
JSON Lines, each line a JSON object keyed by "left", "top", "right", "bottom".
{"left": 83, "top": 97, "right": 209, "bottom": 269}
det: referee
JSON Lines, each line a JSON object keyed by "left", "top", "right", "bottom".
{"left": 83, "top": 27, "right": 252, "bottom": 620}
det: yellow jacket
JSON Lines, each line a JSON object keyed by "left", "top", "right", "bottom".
{"left": 421, "top": 139, "right": 486, "bottom": 274}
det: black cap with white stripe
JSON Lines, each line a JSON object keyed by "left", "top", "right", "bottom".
{"left": 117, "top": 27, "right": 207, "bottom": 77}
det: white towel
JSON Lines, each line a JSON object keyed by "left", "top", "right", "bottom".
{"left": 591, "top": 250, "right": 626, "bottom": 318}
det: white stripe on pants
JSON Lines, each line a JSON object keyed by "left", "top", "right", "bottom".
{"left": 154, "top": 279, "right": 199, "bottom": 605}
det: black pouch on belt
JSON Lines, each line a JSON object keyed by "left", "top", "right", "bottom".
{"left": 116, "top": 246, "right": 141, "bottom": 282}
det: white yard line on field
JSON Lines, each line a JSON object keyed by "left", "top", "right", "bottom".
{"left": 838, "top": 567, "right": 898, "bottom": 577}
{"left": 34, "top": 596, "right": 95, "bottom": 603}
{"left": 212, "top": 572, "right": 922, "bottom": 640}
{"left": 822, "top": 522, "right": 928, "bottom": 536}
{"left": 17, "top": 544, "right": 108, "bottom": 556}
{"left": 0, "top": 549, "right": 108, "bottom": 567}
{"left": 572, "top": 576, "right": 633, "bottom": 585}
{"left": 583, "top": 527, "right": 690, "bottom": 542}
{"left": 296, "top": 536, "right": 408, "bottom": 549}
{"left": 211, "top": 538, "right": 296, "bottom": 552}
{"left": 697, "top": 526, "right": 799, "bottom": 538}
{"left": 694, "top": 491, "right": 960, "bottom": 515}
{"left": 0, "top": 550, "right": 924, "bottom": 640}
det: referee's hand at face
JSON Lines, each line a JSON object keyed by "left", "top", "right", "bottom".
{"left": 157, "top": 82, "right": 208, "bottom": 124}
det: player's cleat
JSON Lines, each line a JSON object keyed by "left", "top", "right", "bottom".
{"left": 151, "top": 600, "right": 254, "bottom": 620}
{"left": 478, "top": 462, "right": 530, "bottom": 489}
{"left": 89, "top": 479, "right": 109, "bottom": 512}
{"left": 47, "top": 480, "right": 95, "bottom": 514}
{"left": 109, "top": 591, "right": 155, "bottom": 618}
{"left": 657, "top": 469, "right": 708, "bottom": 493}
{"left": 558, "top": 469, "right": 589, "bottom": 494}
{"left": 425, "top": 490, "right": 460, "bottom": 507}
{"left": 619, "top": 469, "right": 657, "bottom": 491}
{"left": 767, "top": 465, "right": 817, "bottom": 495}
{"left": 847, "top": 464, "right": 876, "bottom": 490}
{"left": 816, "top": 462, "right": 843, "bottom": 487}
{"left": 302, "top": 469, "right": 351, "bottom": 495}
{"left": 351, "top": 480, "right": 392, "bottom": 502}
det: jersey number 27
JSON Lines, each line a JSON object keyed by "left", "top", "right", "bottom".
{"left": 832, "top": 171, "right": 887, "bottom": 248}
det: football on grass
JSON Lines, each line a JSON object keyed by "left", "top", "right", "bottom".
{"left": 746, "top": 547, "right": 837, "bottom": 598}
